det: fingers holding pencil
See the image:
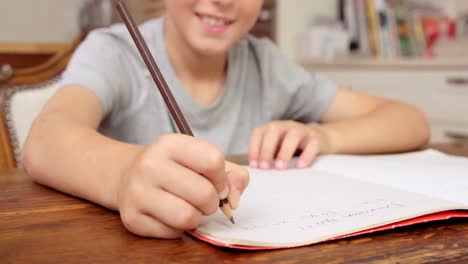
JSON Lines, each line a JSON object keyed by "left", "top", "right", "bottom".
{"left": 219, "top": 167, "right": 249, "bottom": 225}
{"left": 153, "top": 134, "right": 249, "bottom": 217}
{"left": 118, "top": 134, "right": 249, "bottom": 238}
{"left": 161, "top": 134, "right": 229, "bottom": 198}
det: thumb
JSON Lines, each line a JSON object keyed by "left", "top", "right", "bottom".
{"left": 225, "top": 162, "right": 250, "bottom": 210}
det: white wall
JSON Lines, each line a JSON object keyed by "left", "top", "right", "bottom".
{"left": 0, "top": 0, "right": 86, "bottom": 43}
{"left": 277, "top": 1, "right": 338, "bottom": 60}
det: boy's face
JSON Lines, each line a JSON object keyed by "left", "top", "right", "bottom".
{"left": 164, "top": 0, "right": 264, "bottom": 56}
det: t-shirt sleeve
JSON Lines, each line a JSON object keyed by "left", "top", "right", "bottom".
{"left": 59, "top": 30, "right": 131, "bottom": 116}
{"left": 251, "top": 37, "right": 338, "bottom": 123}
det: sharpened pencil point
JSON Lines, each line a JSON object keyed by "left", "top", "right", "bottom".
{"left": 229, "top": 217, "right": 235, "bottom": 224}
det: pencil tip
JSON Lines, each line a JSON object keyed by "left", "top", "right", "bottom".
{"left": 229, "top": 217, "right": 235, "bottom": 224}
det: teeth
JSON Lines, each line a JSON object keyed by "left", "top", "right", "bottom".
{"left": 201, "top": 16, "right": 225, "bottom": 26}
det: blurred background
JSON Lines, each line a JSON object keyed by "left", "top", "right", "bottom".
{"left": 0, "top": 0, "right": 468, "bottom": 145}
{"left": 1, "top": 1, "right": 468, "bottom": 59}
{"left": 0, "top": 0, "right": 335, "bottom": 59}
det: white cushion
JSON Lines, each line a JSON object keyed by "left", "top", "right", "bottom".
{"left": 7, "top": 78, "right": 61, "bottom": 155}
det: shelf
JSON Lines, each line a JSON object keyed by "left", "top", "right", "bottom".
{"left": 300, "top": 57, "right": 468, "bottom": 71}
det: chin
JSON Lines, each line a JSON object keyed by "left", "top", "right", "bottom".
{"left": 192, "top": 41, "right": 231, "bottom": 57}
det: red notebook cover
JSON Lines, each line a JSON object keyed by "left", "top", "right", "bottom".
{"left": 188, "top": 211, "right": 468, "bottom": 250}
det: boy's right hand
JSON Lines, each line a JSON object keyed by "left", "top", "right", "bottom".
{"left": 116, "top": 134, "right": 249, "bottom": 239}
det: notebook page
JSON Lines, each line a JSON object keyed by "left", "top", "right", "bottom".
{"left": 313, "top": 150, "right": 468, "bottom": 204}
{"left": 196, "top": 169, "right": 461, "bottom": 247}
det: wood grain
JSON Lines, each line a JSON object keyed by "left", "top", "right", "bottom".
{"left": 1, "top": 147, "right": 468, "bottom": 263}
{"left": 0, "top": 107, "right": 15, "bottom": 169}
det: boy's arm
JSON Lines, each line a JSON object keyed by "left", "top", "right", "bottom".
{"left": 248, "top": 87, "right": 430, "bottom": 170}
{"left": 23, "top": 86, "right": 249, "bottom": 238}
{"left": 318, "top": 87, "right": 430, "bottom": 154}
{"left": 22, "top": 85, "right": 141, "bottom": 210}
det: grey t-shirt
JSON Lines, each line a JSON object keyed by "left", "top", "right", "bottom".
{"left": 61, "top": 17, "right": 337, "bottom": 155}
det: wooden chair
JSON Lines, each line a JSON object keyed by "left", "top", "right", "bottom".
{"left": 0, "top": 36, "right": 83, "bottom": 169}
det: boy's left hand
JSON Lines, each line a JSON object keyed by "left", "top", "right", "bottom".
{"left": 248, "top": 121, "right": 331, "bottom": 170}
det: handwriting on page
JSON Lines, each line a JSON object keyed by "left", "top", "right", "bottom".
{"left": 233, "top": 199, "right": 404, "bottom": 231}
{"left": 196, "top": 166, "right": 462, "bottom": 247}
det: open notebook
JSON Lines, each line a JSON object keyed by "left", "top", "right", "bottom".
{"left": 189, "top": 149, "right": 468, "bottom": 250}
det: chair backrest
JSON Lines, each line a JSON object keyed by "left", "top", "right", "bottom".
{"left": 0, "top": 36, "right": 82, "bottom": 169}
{"left": 2, "top": 78, "right": 62, "bottom": 167}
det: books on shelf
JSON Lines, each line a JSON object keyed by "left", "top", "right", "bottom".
{"left": 340, "top": 0, "right": 458, "bottom": 58}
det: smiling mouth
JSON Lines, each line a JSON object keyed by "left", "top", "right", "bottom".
{"left": 196, "top": 13, "right": 234, "bottom": 27}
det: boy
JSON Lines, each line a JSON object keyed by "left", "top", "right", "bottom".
{"left": 23, "top": 0, "right": 429, "bottom": 239}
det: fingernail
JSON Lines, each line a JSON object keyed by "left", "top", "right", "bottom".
{"left": 249, "top": 160, "right": 258, "bottom": 168}
{"left": 275, "top": 160, "right": 285, "bottom": 170}
{"left": 297, "top": 160, "right": 307, "bottom": 169}
{"left": 218, "top": 183, "right": 229, "bottom": 200}
{"left": 259, "top": 161, "right": 270, "bottom": 169}
{"left": 229, "top": 188, "right": 241, "bottom": 210}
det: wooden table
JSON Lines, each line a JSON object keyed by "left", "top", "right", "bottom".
{"left": 1, "top": 145, "right": 468, "bottom": 263}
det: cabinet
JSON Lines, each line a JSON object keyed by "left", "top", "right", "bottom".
{"left": 303, "top": 59, "right": 468, "bottom": 143}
